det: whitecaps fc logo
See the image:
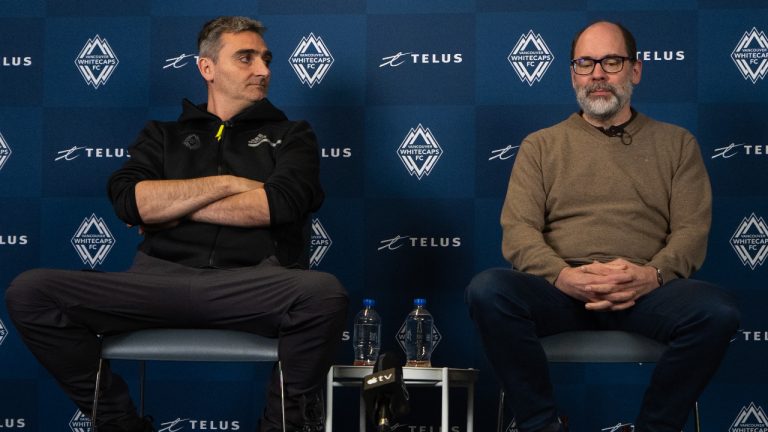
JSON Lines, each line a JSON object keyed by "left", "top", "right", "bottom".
{"left": 508, "top": 30, "right": 555, "bottom": 86}
{"left": 0, "top": 131, "right": 11, "bottom": 171}
{"left": 730, "top": 213, "right": 768, "bottom": 270}
{"left": 71, "top": 214, "right": 116, "bottom": 268}
{"left": 397, "top": 124, "right": 443, "bottom": 180}
{"left": 309, "top": 218, "right": 332, "bottom": 268}
{"left": 731, "top": 27, "right": 768, "bottom": 84}
{"left": 69, "top": 410, "right": 92, "bottom": 432}
{"left": 730, "top": 402, "right": 768, "bottom": 432}
{"left": 0, "top": 317, "right": 8, "bottom": 346}
{"left": 290, "top": 33, "right": 334, "bottom": 88}
{"left": 75, "top": 34, "right": 119, "bottom": 89}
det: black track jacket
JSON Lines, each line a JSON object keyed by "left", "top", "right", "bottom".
{"left": 108, "top": 98, "right": 323, "bottom": 268}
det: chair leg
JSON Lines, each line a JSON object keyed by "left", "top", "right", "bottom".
{"left": 92, "top": 357, "right": 105, "bottom": 432}
{"left": 279, "top": 360, "right": 286, "bottom": 432}
{"left": 138, "top": 361, "right": 146, "bottom": 417}
{"left": 693, "top": 401, "right": 701, "bottom": 432}
{"left": 497, "top": 389, "right": 505, "bottom": 432}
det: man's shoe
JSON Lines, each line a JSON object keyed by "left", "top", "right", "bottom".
{"left": 141, "top": 416, "right": 156, "bottom": 432}
{"left": 130, "top": 415, "right": 155, "bottom": 432}
{"left": 298, "top": 392, "right": 324, "bottom": 432}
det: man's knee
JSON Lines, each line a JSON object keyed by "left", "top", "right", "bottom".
{"left": 700, "top": 293, "right": 740, "bottom": 341}
{"left": 5, "top": 269, "right": 52, "bottom": 310}
{"left": 298, "top": 271, "right": 348, "bottom": 311}
{"left": 670, "top": 280, "right": 741, "bottom": 341}
{"left": 466, "top": 267, "right": 530, "bottom": 307}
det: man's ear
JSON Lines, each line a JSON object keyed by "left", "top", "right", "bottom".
{"left": 198, "top": 57, "right": 214, "bottom": 81}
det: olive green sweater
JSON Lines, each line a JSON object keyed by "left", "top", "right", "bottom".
{"left": 501, "top": 112, "right": 711, "bottom": 284}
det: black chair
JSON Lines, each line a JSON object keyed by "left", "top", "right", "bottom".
{"left": 497, "top": 330, "right": 701, "bottom": 432}
{"left": 92, "top": 328, "right": 282, "bottom": 431}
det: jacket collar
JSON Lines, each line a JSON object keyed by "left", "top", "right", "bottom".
{"left": 178, "top": 98, "right": 288, "bottom": 124}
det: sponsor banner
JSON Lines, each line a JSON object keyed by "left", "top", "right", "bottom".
{"left": 260, "top": 0, "right": 366, "bottom": 14}
{"left": 0, "top": 380, "right": 36, "bottom": 431}
{"left": 287, "top": 106, "right": 363, "bottom": 197}
{"left": 149, "top": 16, "right": 208, "bottom": 106}
{"left": 254, "top": 14, "right": 366, "bottom": 106}
{"left": 70, "top": 213, "right": 116, "bottom": 268}
{"left": 0, "top": 199, "right": 39, "bottom": 283}
{"left": 289, "top": 33, "right": 334, "bottom": 88}
{"left": 475, "top": 104, "right": 573, "bottom": 198}
{"left": 730, "top": 402, "right": 768, "bottom": 432}
{"left": 397, "top": 124, "right": 443, "bottom": 180}
{"left": 43, "top": 17, "right": 150, "bottom": 107}
{"left": 0, "top": 108, "right": 44, "bottom": 198}
{"left": 0, "top": 318, "right": 7, "bottom": 346}
{"left": 730, "top": 213, "right": 768, "bottom": 270}
{"left": 367, "top": 14, "right": 474, "bottom": 105}
{"left": 0, "top": 18, "right": 43, "bottom": 106}
{"left": 507, "top": 30, "right": 555, "bottom": 86}
{"left": 697, "top": 102, "right": 768, "bottom": 197}
{"left": 0, "top": 131, "right": 11, "bottom": 171}
{"left": 612, "top": 12, "right": 696, "bottom": 103}
{"left": 74, "top": 34, "right": 119, "bottom": 89}
{"left": 42, "top": 107, "right": 145, "bottom": 197}
{"left": 699, "top": 10, "right": 768, "bottom": 102}
{"left": 365, "top": 107, "right": 475, "bottom": 199}
{"left": 731, "top": 27, "right": 768, "bottom": 84}
{"left": 475, "top": 12, "right": 577, "bottom": 105}
{"left": 310, "top": 218, "right": 333, "bottom": 268}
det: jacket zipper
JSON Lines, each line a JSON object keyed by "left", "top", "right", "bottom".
{"left": 208, "top": 120, "right": 232, "bottom": 267}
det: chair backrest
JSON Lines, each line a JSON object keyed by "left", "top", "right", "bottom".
{"left": 540, "top": 331, "right": 666, "bottom": 363}
{"left": 100, "top": 329, "right": 278, "bottom": 362}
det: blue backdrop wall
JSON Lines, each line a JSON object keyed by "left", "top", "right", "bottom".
{"left": 1, "top": 1, "right": 767, "bottom": 431}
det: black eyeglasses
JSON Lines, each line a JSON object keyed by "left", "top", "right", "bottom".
{"left": 570, "top": 56, "right": 634, "bottom": 75}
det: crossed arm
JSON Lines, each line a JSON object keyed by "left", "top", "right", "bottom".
{"left": 135, "top": 174, "right": 270, "bottom": 228}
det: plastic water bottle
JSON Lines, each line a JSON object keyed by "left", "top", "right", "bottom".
{"left": 353, "top": 298, "right": 381, "bottom": 366}
{"left": 404, "top": 298, "right": 433, "bottom": 367}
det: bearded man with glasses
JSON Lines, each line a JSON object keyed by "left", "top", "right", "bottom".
{"left": 465, "top": 20, "right": 739, "bottom": 432}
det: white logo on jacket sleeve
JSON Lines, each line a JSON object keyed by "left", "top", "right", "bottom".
{"left": 248, "top": 134, "right": 282, "bottom": 148}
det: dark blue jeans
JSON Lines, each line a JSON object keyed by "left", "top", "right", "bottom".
{"left": 465, "top": 268, "right": 739, "bottom": 432}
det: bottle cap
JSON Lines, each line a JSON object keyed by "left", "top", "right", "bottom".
{"left": 413, "top": 298, "right": 426, "bottom": 306}
{"left": 363, "top": 298, "right": 375, "bottom": 307}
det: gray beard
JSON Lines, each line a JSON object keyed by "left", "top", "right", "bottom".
{"left": 575, "top": 81, "right": 633, "bottom": 122}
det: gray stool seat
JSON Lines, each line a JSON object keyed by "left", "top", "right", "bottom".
{"left": 92, "top": 328, "right": 282, "bottom": 431}
{"left": 100, "top": 328, "right": 279, "bottom": 362}
{"left": 540, "top": 330, "right": 666, "bottom": 363}
{"left": 497, "top": 330, "right": 701, "bottom": 432}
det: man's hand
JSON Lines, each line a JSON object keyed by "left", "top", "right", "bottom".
{"left": 555, "top": 261, "right": 632, "bottom": 304}
{"left": 555, "top": 259, "right": 660, "bottom": 311}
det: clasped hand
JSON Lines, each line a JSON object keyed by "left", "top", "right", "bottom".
{"left": 554, "top": 258, "right": 659, "bottom": 311}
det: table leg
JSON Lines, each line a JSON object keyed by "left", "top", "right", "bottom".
{"left": 441, "top": 367, "right": 449, "bottom": 432}
{"left": 467, "top": 378, "right": 474, "bottom": 432}
{"left": 325, "top": 367, "right": 334, "bottom": 431}
{"left": 359, "top": 389, "right": 366, "bottom": 432}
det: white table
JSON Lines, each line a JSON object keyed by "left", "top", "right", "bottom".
{"left": 325, "top": 365, "right": 478, "bottom": 432}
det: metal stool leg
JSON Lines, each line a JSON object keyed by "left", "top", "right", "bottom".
{"left": 279, "top": 361, "right": 286, "bottom": 432}
{"left": 138, "top": 361, "right": 146, "bottom": 417}
{"left": 92, "top": 357, "right": 105, "bottom": 432}
{"left": 694, "top": 401, "right": 701, "bottom": 432}
{"left": 497, "top": 389, "right": 505, "bottom": 432}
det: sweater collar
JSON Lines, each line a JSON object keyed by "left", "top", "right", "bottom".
{"left": 569, "top": 109, "right": 648, "bottom": 139}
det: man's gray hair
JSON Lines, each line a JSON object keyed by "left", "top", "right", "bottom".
{"left": 197, "top": 16, "right": 266, "bottom": 61}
